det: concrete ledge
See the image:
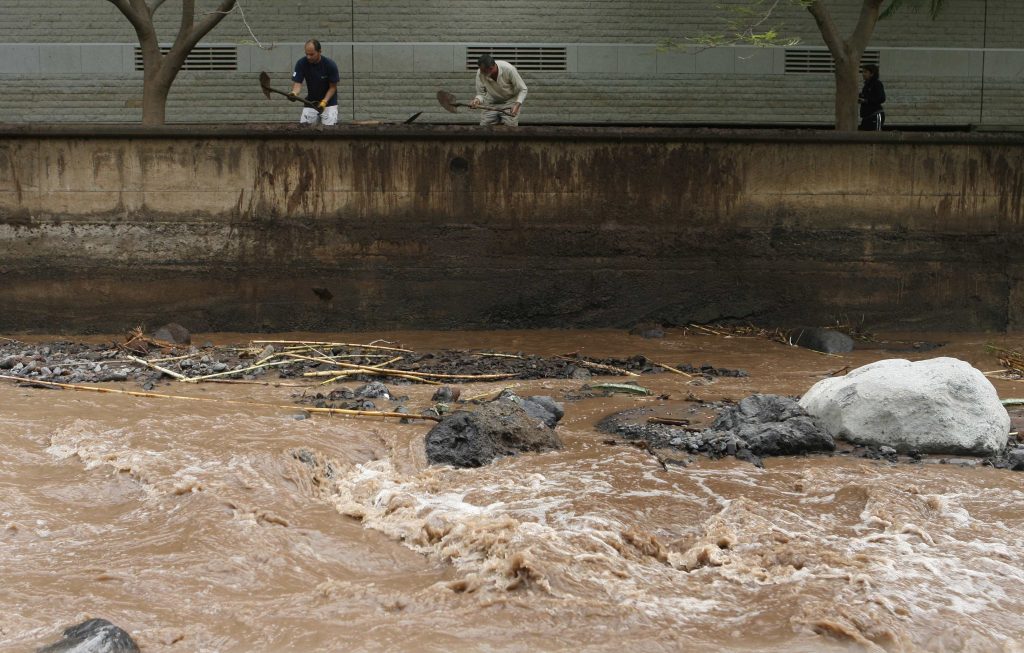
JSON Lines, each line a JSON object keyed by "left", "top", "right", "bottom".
{"left": 2, "top": 123, "right": 1024, "bottom": 146}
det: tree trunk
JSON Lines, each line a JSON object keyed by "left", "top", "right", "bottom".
{"left": 833, "top": 59, "right": 861, "bottom": 132}
{"left": 108, "top": 0, "right": 237, "bottom": 125}
{"left": 805, "top": 0, "right": 882, "bottom": 131}
{"left": 141, "top": 75, "right": 172, "bottom": 126}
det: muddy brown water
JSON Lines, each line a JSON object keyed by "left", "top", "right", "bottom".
{"left": 2, "top": 330, "right": 1024, "bottom": 653}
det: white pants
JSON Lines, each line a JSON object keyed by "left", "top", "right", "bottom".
{"left": 300, "top": 105, "right": 338, "bottom": 126}
{"left": 479, "top": 98, "right": 519, "bottom": 126}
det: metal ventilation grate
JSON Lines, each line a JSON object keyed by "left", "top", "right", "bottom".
{"left": 134, "top": 46, "right": 238, "bottom": 71}
{"left": 784, "top": 48, "right": 880, "bottom": 74}
{"left": 466, "top": 46, "right": 567, "bottom": 71}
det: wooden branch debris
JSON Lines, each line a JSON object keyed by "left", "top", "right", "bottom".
{"left": 127, "top": 355, "right": 189, "bottom": 381}
{"left": 650, "top": 361, "right": 693, "bottom": 378}
{"left": 0, "top": 374, "right": 440, "bottom": 422}
{"left": 989, "top": 345, "right": 1024, "bottom": 378}
{"left": 556, "top": 356, "right": 640, "bottom": 377}
{"left": 252, "top": 339, "right": 413, "bottom": 353}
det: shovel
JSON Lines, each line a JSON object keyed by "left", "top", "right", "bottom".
{"left": 259, "top": 71, "right": 323, "bottom": 113}
{"left": 436, "top": 90, "right": 513, "bottom": 116}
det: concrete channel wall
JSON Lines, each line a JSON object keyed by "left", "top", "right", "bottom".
{"left": 1, "top": 126, "right": 1023, "bottom": 333}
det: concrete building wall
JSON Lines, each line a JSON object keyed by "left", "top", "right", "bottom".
{"left": 1, "top": 126, "right": 1023, "bottom": 333}
{"left": 0, "top": 1, "right": 1021, "bottom": 127}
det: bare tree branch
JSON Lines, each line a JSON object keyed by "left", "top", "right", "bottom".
{"left": 804, "top": 1, "right": 847, "bottom": 62}
{"left": 223, "top": 1, "right": 273, "bottom": 50}
{"left": 109, "top": 0, "right": 160, "bottom": 66}
{"left": 162, "top": 0, "right": 237, "bottom": 80}
{"left": 178, "top": 0, "right": 195, "bottom": 42}
{"left": 850, "top": 0, "right": 884, "bottom": 54}
{"left": 147, "top": 0, "right": 168, "bottom": 15}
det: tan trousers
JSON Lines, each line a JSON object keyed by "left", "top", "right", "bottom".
{"left": 479, "top": 98, "right": 520, "bottom": 126}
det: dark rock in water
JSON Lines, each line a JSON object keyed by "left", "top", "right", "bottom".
{"left": 675, "top": 363, "right": 748, "bottom": 378}
{"left": 37, "top": 618, "right": 140, "bottom": 653}
{"left": 703, "top": 394, "right": 834, "bottom": 456}
{"left": 432, "top": 386, "right": 461, "bottom": 403}
{"left": 496, "top": 389, "right": 565, "bottom": 428}
{"left": 152, "top": 322, "right": 191, "bottom": 345}
{"left": 629, "top": 322, "right": 665, "bottom": 339}
{"left": 355, "top": 382, "right": 390, "bottom": 399}
{"left": 425, "top": 399, "right": 563, "bottom": 468}
{"left": 787, "top": 327, "right": 853, "bottom": 354}
{"left": 1007, "top": 447, "right": 1024, "bottom": 471}
{"left": 598, "top": 395, "right": 832, "bottom": 466}
{"left": 327, "top": 388, "right": 355, "bottom": 401}
{"left": 568, "top": 365, "right": 592, "bottom": 380}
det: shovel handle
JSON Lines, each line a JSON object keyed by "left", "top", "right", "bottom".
{"left": 262, "top": 84, "right": 324, "bottom": 113}
{"left": 459, "top": 102, "right": 514, "bottom": 116}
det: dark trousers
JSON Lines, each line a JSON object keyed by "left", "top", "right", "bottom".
{"left": 859, "top": 111, "right": 885, "bottom": 131}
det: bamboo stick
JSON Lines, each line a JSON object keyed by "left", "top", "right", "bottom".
{"left": 650, "top": 361, "right": 693, "bottom": 378}
{"left": 253, "top": 340, "right": 413, "bottom": 353}
{"left": 127, "top": 355, "right": 189, "bottom": 381}
{"left": 184, "top": 359, "right": 293, "bottom": 383}
{"left": 556, "top": 357, "right": 640, "bottom": 377}
{"left": 194, "top": 378, "right": 317, "bottom": 388}
{"left": 688, "top": 323, "right": 725, "bottom": 335}
{"left": 0, "top": 374, "right": 441, "bottom": 421}
{"left": 461, "top": 384, "right": 530, "bottom": 402}
{"left": 316, "top": 355, "right": 415, "bottom": 385}
{"left": 147, "top": 353, "right": 195, "bottom": 364}
{"left": 302, "top": 364, "right": 517, "bottom": 381}
{"left": 474, "top": 352, "right": 524, "bottom": 359}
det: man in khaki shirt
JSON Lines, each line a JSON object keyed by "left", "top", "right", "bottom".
{"left": 470, "top": 54, "right": 528, "bottom": 126}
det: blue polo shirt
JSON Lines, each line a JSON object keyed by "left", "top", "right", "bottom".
{"left": 292, "top": 56, "right": 341, "bottom": 106}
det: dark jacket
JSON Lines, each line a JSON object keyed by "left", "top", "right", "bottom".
{"left": 859, "top": 77, "right": 886, "bottom": 118}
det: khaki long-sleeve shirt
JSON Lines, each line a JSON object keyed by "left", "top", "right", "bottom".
{"left": 474, "top": 60, "right": 528, "bottom": 105}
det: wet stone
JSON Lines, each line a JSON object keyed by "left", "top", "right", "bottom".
{"left": 629, "top": 322, "right": 665, "bottom": 338}
{"left": 787, "top": 327, "right": 854, "bottom": 354}
{"left": 1007, "top": 447, "right": 1024, "bottom": 471}
{"left": 356, "top": 382, "right": 391, "bottom": 399}
{"left": 425, "top": 397, "right": 563, "bottom": 468}
{"left": 36, "top": 618, "right": 140, "bottom": 653}
{"left": 431, "top": 386, "right": 461, "bottom": 403}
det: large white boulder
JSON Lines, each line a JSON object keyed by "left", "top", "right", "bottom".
{"left": 799, "top": 357, "right": 1009, "bottom": 456}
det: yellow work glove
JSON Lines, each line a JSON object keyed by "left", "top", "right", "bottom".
{"left": 318, "top": 100, "right": 327, "bottom": 111}
{"left": 287, "top": 91, "right": 299, "bottom": 100}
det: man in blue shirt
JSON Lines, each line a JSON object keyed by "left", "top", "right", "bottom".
{"left": 290, "top": 39, "right": 340, "bottom": 126}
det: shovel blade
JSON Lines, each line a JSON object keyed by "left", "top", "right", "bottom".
{"left": 436, "top": 90, "right": 460, "bottom": 114}
{"left": 258, "top": 71, "right": 272, "bottom": 99}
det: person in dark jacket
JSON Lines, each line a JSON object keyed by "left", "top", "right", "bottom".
{"left": 858, "top": 64, "right": 886, "bottom": 131}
